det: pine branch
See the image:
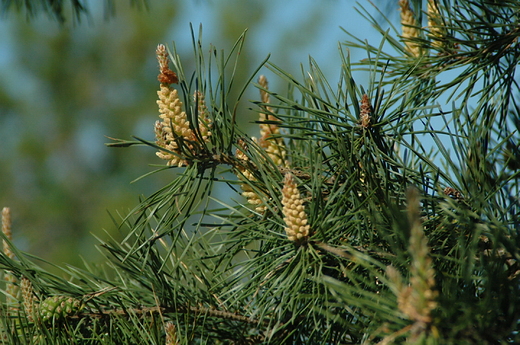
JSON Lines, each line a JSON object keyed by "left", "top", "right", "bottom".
{"left": 73, "top": 305, "right": 262, "bottom": 325}
{"left": 2, "top": 1, "right": 520, "bottom": 344}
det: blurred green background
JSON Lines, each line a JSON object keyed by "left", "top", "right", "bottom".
{"left": 0, "top": 0, "right": 381, "bottom": 268}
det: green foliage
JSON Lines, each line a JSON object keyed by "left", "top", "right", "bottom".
{"left": 0, "top": 0, "right": 148, "bottom": 23}
{"left": 1, "top": 1, "right": 519, "bottom": 344}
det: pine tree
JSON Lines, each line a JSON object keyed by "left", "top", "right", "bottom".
{"left": 1, "top": 1, "right": 520, "bottom": 344}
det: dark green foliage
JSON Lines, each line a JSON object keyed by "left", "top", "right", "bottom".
{"left": 0, "top": 0, "right": 148, "bottom": 22}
